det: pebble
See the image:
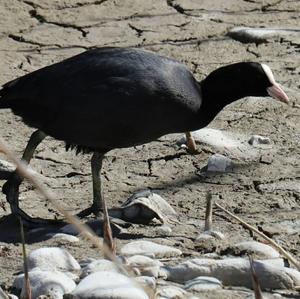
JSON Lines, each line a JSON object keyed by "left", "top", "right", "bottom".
{"left": 156, "top": 225, "right": 172, "bottom": 236}
{"left": 135, "top": 276, "right": 156, "bottom": 290}
{"left": 178, "top": 128, "right": 264, "bottom": 160}
{"left": 126, "top": 255, "right": 163, "bottom": 278}
{"left": 27, "top": 247, "right": 80, "bottom": 272}
{"left": 162, "top": 257, "right": 300, "bottom": 290}
{"left": 13, "top": 269, "right": 76, "bottom": 299}
{"left": 184, "top": 276, "right": 222, "bottom": 291}
{"left": 262, "top": 220, "right": 300, "bottom": 235}
{"left": 65, "top": 271, "right": 149, "bottom": 299}
{"left": 261, "top": 258, "right": 285, "bottom": 268}
{"left": 80, "top": 259, "right": 119, "bottom": 278}
{"left": 120, "top": 240, "right": 182, "bottom": 258}
{"left": 126, "top": 255, "right": 163, "bottom": 268}
{"left": 178, "top": 128, "right": 241, "bottom": 149}
{"left": 155, "top": 285, "right": 188, "bottom": 299}
{"left": 260, "top": 153, "right": 273, "bottom": 164}
{"left": 195, "top": 231, "right": 225, "bottom": 252}
{"left": 228, "top": 240, "right": 280, "bottom": 259}
{"left": 207, "top": 154, "right": 233, "bottom": 172}
{"left": 46, "top": 233, "right": 80, "bottom": 243}
{"left": 248, "top": 135, "right": 271, "bottom": 146}
{"left": 228, "top": 26, "right": 300, "bottom": 43}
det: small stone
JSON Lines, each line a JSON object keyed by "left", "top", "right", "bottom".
{"left": 125, "top": 254, "right": 162, "bottom": 277}
{"left": 262, "top": 220, "right": 300, "bottom": 235}
{"left": 80, "top": 259, "right": 119, "bottom": 278}
{"left": 195, "top": 233, "right": 220, "bottom": 252}
{"left": 184, "top": 276, "right": 222, "bottom": 291}
{"left": 156, "top": 225, "right": 172, "bottom": 236}
{"left": 14, "top": 269, "right": 76, "bottom": 299}
{"left": 178, "top": 128, "right": 241, "bottom": 148}
{"left": 120, "top": 241, "right": 182, "bottom": 258}
{"left": 207, "top": 154, "right": 233, "bottom": 172}
{"left": 66, "top": 271, "right": 148, "bottom": 299}
{"left": 135, "top": 276, "right": 156, "bottom": 290}
{"left": 140, "top": 266, "right": 160, "bottom": 278}
{"left": 260, "top": 153, "right": 273, "bottom": 164}
{"left": 207, "top": 230, "right": 225, "bottom": 240}
{"left": 229, "top": 241, "right": 280, "bottom": 259}
{"left": 156, "top": 285, "right": 188, "bottom": 299}
{"left": 162, "top": 257, "right": 300, "bottom": 290}
{"left": 126, "top": 255, "right": 163, "bottom": 268}
{"left": 261, "top": 258, "right": 285, "bottom": 268}
{"left": 228, "top": 26, "right": 300, "bottom": 44}
{"left": 46, "top": 233, "right": 79, "bottom": 243}
{"left": 27, "top": 247, "right": 80, "bottom": 272}
{"left": 248, "top": 135, "right": 271, "bottom": 146}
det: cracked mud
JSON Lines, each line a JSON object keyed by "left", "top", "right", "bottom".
{"left": 0, "top": 0, "right": 299, "bottom": 298}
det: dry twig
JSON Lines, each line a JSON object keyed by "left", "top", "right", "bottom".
{"left": 19, "top": 218, "right": 32, "bottom": 299}
{"left": 249, "top": 255, "right": 263, "bottom": 299}
{"left": 215, "top": 202, "right": 300, "bottom": 271}
{"left": 204, "top": 192, "right": 213, "bottom": 231}
{"left": 0, "top": 139, "right": 155, "bottom": 298}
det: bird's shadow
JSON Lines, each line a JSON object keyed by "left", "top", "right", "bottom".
{"left": 0, "top": 212, "right": 148, "bottom": 244}
{"left": 0, "top": 160, "right": 258, "bottom": 244}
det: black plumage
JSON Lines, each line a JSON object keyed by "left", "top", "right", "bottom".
{"left": 0, "top": 47, "right": 288, "bottom": 224}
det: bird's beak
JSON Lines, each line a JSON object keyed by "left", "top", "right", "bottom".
{"left": 267, "top": 83, "right": 289, "bottom": 104}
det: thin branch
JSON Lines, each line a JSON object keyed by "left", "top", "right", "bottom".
{"left": 204, "top": 192, "right": 213, "bottom": 231}
{"left": 19, "top": 218, "right": 32, "bottom": 299}
{"left": 215, "top": 202, "right": 300, "bottom": 271}
{"left": 249, "top": 255, "right": 263, "bottom": 299}
{"left": 0, "top": 139, "right": 126, "bottom": 271}
{"left": 0, "top": 139, "right": 155, "bottom": 298}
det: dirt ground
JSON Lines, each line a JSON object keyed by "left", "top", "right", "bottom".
{"left": 0, "top": 0, "right": 299, "bottom": 298}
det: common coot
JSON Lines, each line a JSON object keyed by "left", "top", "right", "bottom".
{"left": 0, "top": 47, "right": 288, "bottom": 226}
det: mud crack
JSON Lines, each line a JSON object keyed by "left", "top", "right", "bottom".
{"left": 28, "top": 9, "right": 88, "bottom": 37}
{"left": 24, "top": 0, "right": 109, "bottom": 10}
{"left": 145, "top": 152, "right": 189, "bottom": 176}
{"left": 166, "top": 0, "right": 186, "bottom": 15}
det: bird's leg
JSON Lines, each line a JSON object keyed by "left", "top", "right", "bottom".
{"left": 77, "top": 152, "right": 105, "bottom": 218}
{"left": 2, "top": 130, "right": 47, "bottom": 224}
{"left": 91, "top": 152, "right": 105, "bottom": 214}
{"left": 91, "top": 152, "right": 115, "bottom": 255}
{"left": 185, "top": 131, "right": 199, "bottom": 154}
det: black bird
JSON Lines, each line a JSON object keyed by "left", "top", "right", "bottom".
{"left": 0, "top": 47, "right": 288, "bottom": 227}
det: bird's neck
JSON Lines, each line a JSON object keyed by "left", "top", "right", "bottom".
{"left": 197, "top": 79, "right": 245, "bottom": 126}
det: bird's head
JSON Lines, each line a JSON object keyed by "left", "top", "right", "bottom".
{"left": 201, "top": 62, "right": 289, "bottom": 105}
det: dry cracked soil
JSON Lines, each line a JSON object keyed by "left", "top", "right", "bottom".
{"left": 0, "top": 0, "right": 299, "bottom": 298}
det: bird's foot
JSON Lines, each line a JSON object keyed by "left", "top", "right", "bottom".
{"left": 185, "top": 132, "right": 200, "bottom": 155}
{"left": 76, "top": 204, "right": 102, "bottom": 218}
{"left": 9, "top": 207, "right": 63, "bottom": 228}
{"left": 2, "top": 173, "right": 22, "bottom": 199}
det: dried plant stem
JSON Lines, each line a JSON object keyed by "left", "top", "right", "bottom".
{"left": 185, "top": 131, "right": 198, "bottom": 154}
{"left": 249, "top": 255, "right": 263, "bottom": 299}
{"left": 204, "top": 192, "right": 213, "bottom": 231}
{"left": 215, "top": 202, "right": 300, "bottom": 271}
{"left": 0, "top": 139, "right": 124, "bottom": 272}
{"left": 19, "top": 218, "right": 32, "bottom": 299}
